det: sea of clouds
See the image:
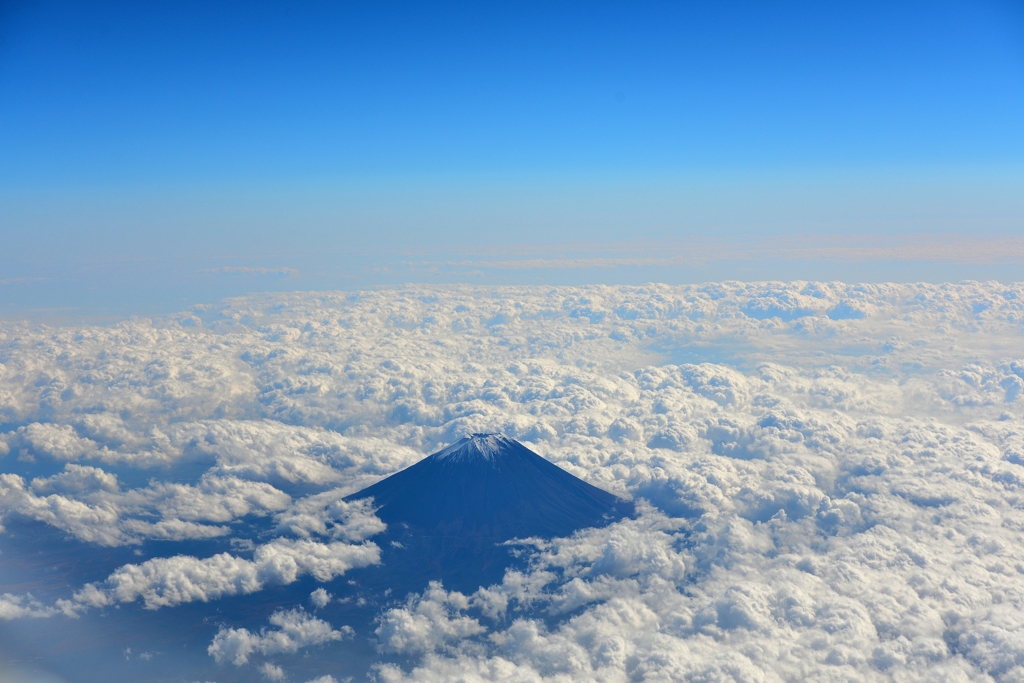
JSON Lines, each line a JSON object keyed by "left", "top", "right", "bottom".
{"left": 2, "top": 281, "right": 1024, "bottom": 682}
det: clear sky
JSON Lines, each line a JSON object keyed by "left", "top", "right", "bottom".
{"left": 1, "top": 1, "right": 1023, "bottom": 319}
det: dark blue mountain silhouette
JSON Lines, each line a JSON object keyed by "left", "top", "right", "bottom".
{"left": 344, "top": 433, "right": 634, "bottom": 593}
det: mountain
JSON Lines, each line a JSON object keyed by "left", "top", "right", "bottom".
{"left": 344, "top": 433, "right": 634, "bottom": 593}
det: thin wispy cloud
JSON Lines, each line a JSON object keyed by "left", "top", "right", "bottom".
{"left": 410, "top": 234, "right": 1024, "bottom": 272}
{"left": 198, "top": 266, "right": 298, "bottom": 277}
{"left": 0, "top": 277, "right": 50, "bottom": 286}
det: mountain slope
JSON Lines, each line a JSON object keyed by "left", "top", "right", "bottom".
{"left": 344, "top": 433, "right": 633, "bottom": 592}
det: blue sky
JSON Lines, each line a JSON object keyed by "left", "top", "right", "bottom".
{"left": 1, "top": 1, "right": 1023, "bottom": 319}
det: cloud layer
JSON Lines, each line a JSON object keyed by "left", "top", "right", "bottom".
{"left": 2, "top": 282, "right": 1024, "bottom": 680}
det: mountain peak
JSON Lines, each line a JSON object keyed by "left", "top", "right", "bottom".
{"left": 345, "top": 434, "right": 634, "bottom": 592}
{"left": 433, "top": 433, "right": 511, "bottom": 461}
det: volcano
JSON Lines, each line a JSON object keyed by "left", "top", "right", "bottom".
{"left": 344, "top": 433, "right": 634, "bottom": 593}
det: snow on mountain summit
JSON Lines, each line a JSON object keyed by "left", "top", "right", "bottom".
{"left": 432, "top": 433, "right": 512, "bottom": 461}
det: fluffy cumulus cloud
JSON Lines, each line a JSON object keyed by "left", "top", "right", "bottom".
{"left": 63, "top": 538, "right": 381, "bottom": 612}
{"left": 209, "top": 607, "right": 352, "bottom": 665}
{"left": 309, "top": 587, "right": 332, "bottom": 609}
{"left": 0, "top": 467, "right": 294, "bottom": 546}
{"left": 274, "top": 490, "right": 386, "bottom": 541}
{"left": 0, "top": 593, "right": 53, "bottom": 620}
{"left": 376, "top": 582, "right": 488, "bottom": 655}
{"left": 3, "top": 282, "right": 1024, "bottom": 680}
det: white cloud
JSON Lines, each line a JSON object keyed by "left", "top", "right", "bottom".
{"left": 208, "top": 608, "right": 351, "bottom": 666}
{"left": 375, "top": 582, "right": 486, "bottom": 655}
{"left": 31, "top": 463, "right": 119, "bottom": 495}
{"left": 0, "top": 467, "right": 292, "bottom": 546}
{"left": 0, "top": 472, "right": 132, "bottom": 546}
{"left": 133, "top": 474, "right": 291, "bottom": 524}
{"left": 0, "top": 593, "right": 53, "bottom": 620}
{"left": 3, "top": 423, "right": 101, "bottom": 461}
{"left": 4, "top": 282, "right": 1024, "bottom": 680}
{"left": 63, "top": 538, "right": 381, "bottom": 611}
{"left": 309, "top": 588, "right": 331, "bottom": 609}
{"left": 274, "top": 489, "right": 385, "bottom": 541}
{"left": 260, "top": 662, "right": 286, "bottom": 681}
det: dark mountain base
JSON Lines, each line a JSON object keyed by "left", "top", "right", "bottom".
{"left": 345, "top": 433, "right": 634, "bottom": 595}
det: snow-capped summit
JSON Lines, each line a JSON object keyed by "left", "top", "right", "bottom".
{"left": 432, "top": 432, "right": 511, "bottom": 461}
{"left": 345, "top": 433, "right": 633, "bottom": 592}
